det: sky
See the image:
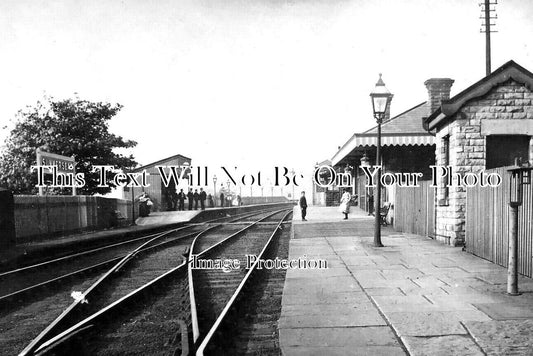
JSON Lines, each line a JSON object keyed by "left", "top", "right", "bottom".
{"left": 1, "top": 0, "right": 533, "bottom": 194}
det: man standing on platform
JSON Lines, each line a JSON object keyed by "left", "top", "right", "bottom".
{"left": 299, "top": 191, "right": 307, "bottom": 221}
{"left": 187, "top": 188, "right": 194, "bottom": 210}
{"left": 178, "top": 189, "right": 186, "bottom": 211}
{"left": 193, "top": 189, "right": 200, "bottom": 210}
{"left": 220, "top": 191, "right": 225, "bottom": 208}
{"left": 199, "top": 188, "right": 207, "bottom": 210}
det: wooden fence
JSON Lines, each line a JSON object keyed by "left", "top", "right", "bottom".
{"left": 466, "top": 167, "right": 533, "bottom": 277}
{"left": 394, "top": 180, "right": 435, "bottom": 237}
{"left": 14, "top": 195, "right": 135, "bottom": 243}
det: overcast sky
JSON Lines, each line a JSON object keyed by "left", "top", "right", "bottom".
{"left": 1, "top": 0, "right": 532, "bottom": 190}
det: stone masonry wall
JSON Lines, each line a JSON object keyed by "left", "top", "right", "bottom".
{"left": 435, "top": 79, "right": 533, "bottom": 246}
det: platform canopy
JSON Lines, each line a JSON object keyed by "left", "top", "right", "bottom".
{"left": 331, "top": 102, "right": 435, "bottom": 167}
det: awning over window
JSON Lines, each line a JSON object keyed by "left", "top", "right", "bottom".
{"left": 353, "top": 135, "right": 435, "bottom": 147}
{"left": 332, "top": 134, "right": 435, "bottom": 166}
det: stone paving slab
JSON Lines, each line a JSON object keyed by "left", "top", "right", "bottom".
{"left": 279, "top": 305, "right": 385, "bottom": 328}
{"left": 282, "top": 276, "right": 360, "bottom": 293}
{"left": 280, "top": 346, "right": 406, "bottom": 356}
{"left": 285, "top": 266, "right": 350, "bottom": 279}
{"left": 386, "top": 312, "right": 469, "bottom": 337}
{"left": 280, "top": 326, "right": 401, "bottom": 348}
{"left": 463, "top": 319, "right": 533, "bottom": 355}
{"left": 473, "top": 302, "right": 533, "bottom": 320}
{"left": 402, "top": 335, "right": 484, "bottom": 356}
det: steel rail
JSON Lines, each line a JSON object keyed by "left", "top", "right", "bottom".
{"left": 195, "top": 210, "right": 292, "bottom": 355}
{"left": 30, "top": 209, "right": 288, "bottom": 355}
{"left": 34, "top": 260, "right": 189, "bottom": 355}
{"left": 18, "top": 226, "right": 185, "bottom": 356}
{"left": 17, "top": 207, "right": 284, "bottom": 355}
{"left": 188, "top": 208, "right": 291, "bottom": 346}
{"left": 1, "top": 230, "right": 199, "bottom": 304}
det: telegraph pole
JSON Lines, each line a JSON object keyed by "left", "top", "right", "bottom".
{"left": 480, "top": 0, "right": 498, "bottom": 76}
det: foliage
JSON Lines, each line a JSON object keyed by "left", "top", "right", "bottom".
{"left": 0, "top": 96, "right": 137, "bottom": 195}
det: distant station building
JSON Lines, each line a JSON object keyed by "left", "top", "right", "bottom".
{"left": 312, "top": 159, "right": 331, "bottom": 206}
{"left": 331, "top": 81, "right": 436, "bottom": 213}
{"left": 424, "top": 60, "right": 533, "bottom": 246}
{"left": 123, "top": 153, "right": 191, "bottom": 212}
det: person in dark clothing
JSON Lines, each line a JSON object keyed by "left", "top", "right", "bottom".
{"left": 220, "top": 192, "right": 225, "bottom": 208}
{"left": 368, "top": 192, "right": 374, "bottom": 216}
{"left": 193, "top": 189, "right": 200, "bottom": 210}
{"left": 207, "top": 194, "right": 214, "bottom": 208}
{"left": 187, "top": 188, "right": 194, "bottom": 210}
{"left": 171, "top": 188, "right": 178, "bottom": 211}
{"left": 199, "top": 188, "right": 207, "bottom": 210}
{"left": 299, "top": 191, "right": 308, "bottom": 221}
{"left": 178, "top": 189, "right": 186, "bottom": 211}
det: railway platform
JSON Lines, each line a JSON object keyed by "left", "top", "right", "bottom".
{"left": 280, "top": 206, "right": 533, "bottom": 355}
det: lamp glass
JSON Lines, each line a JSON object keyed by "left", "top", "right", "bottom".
{"left": 509, "top": 170, "right": 522, "bottom": 205}
{"left": 372, "top": 96, "right": 389, "bottom": 115}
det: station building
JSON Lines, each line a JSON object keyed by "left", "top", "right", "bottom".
{"left": 330, "top": 60, "right": 533, "bottom": 248}
{"left": 424, "top": 60, "right": 533, "bottom": 246}
{"left": 123, "top": 153, "right": 191, "bottom": 212}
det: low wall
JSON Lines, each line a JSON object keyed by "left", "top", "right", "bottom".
{"left": 14, "top": 195, "right": 137, "bottom": 243}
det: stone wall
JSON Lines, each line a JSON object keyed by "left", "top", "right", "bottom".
{"left": 435, "top": 79, "right": 533, "bottom": 246}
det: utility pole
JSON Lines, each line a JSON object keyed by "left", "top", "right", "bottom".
{"left": 480, "top": 0, "right": 498, "bottom": 76}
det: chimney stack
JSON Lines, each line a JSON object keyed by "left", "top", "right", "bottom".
{"left": 424, "top": 78, "right": 454, "bottom": 114}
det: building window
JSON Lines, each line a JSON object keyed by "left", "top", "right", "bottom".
{"left": 486, "top": 135, "right": 530, "bottom": 169}
{"left": 439, "top": 135, "right": 450, "bottom": 205}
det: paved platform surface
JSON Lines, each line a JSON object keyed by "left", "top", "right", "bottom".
{"left": 135, "top": 210, "right": 201, "bottom": 225}
{"left": 280, "top": 206, "right": 533, "bottom": 355}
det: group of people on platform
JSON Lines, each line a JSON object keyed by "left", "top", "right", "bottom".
{"left": 165, "top": 187, "right": 210, "bottom": 211}
{"left": 164, "top": 185, "right": 242, "bottom": 211}
{"left": 218, "top": 191, "right": 242, "bottom": 208}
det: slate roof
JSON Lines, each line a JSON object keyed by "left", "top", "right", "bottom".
{"left": 331, "top": 102, "right": 434, "bottom": 166}
{"left": 364, "top": 102, "right": 430, "bottom": 135}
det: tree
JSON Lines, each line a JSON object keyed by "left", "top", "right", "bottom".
{"left": 0, "top": 96, "right": 137, "bottom": 195}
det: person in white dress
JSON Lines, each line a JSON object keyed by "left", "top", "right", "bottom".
{"left": 339, "top": 189, "right": 351, "bottom": 220}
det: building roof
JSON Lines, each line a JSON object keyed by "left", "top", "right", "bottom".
{"left": 363, "top": 102, "right": 431, "bottom": 135}
{"left": 425, "top": 60, "right": 533, "bottom": 130}
{"left": 133, "top": 153, "right": 191, "bottom": 172}
{"left": 331, "top": 102, "right": 435, "bottom": 166}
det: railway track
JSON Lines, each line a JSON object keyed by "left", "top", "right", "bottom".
{"left": 191, "top": 210, "right": 292, "bottom": 355}
{"left": 197, "top": 214, "right": 292, "bottom": 355}
{"left": 0, "top": 208, "right": 277, "bottom": 305}
{"left": 5, "top": 207, "right": 292, "bottom": 355}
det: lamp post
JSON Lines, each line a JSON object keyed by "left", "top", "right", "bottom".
{"left": 369, "top": 73, "right": 393, "bottom": 248}
{"left": 360, "top": 154, "right": 370, "bottom": 212}
{"left": 507, "top": 161, "right": 532, "bottom": 295}
{"left": 213, "top": 174, "right": 217, "bottom": 207}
